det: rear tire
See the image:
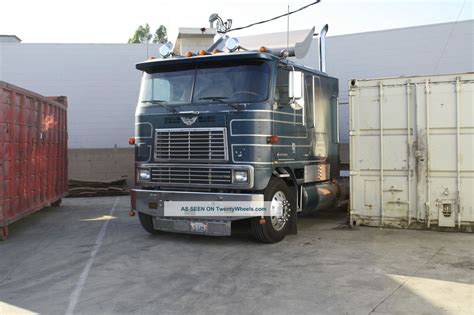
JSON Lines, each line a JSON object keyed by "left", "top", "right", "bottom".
{"left": 251, "top": 178, "right": 295, "bottom": 243}
{"left": 138, "top": 212, "right": 160, "bottom": 235}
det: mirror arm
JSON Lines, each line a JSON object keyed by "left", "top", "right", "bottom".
{"left": 336, "top": 96, "right": 340, "bottom": 143}
{"left": 290, "top": 65, "right": 296, "bottom": 105}
{"left": 302, "top": 81, "right": 305, "bottom": 126}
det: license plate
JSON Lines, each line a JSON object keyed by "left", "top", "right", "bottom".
{"left": 190, "top": 222, "right": 208, "bottom": 233}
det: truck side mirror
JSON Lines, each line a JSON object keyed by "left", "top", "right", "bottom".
{"left": 289, "top": 71, "right": 304, "bottom": 110}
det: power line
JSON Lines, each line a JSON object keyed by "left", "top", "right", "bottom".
{"left": 225, "top": 0, "right": 321, "bottom": 33}
{"left": 433, "top": 0, "right": 467, "bottom": 73}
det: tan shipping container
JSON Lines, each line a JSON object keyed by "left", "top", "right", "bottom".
{"left": 349, "top": 73, "right": 473, "bottom": 231}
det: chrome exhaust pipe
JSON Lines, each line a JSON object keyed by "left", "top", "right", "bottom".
{"left": 319, "top": 24, "right": 328, "bottom": 73}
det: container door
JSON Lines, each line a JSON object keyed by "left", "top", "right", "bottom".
{"left": 381, "top": 82, "right": 415, "bottom": 224}
{"left": 350, "top": 81, "right": 415, "bottom": 226}
{"left": 425, "top": 76, "right": 473, "bottom": 228}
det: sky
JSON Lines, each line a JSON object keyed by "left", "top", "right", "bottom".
{"left": 0, "top": 0, "right": 471, "bottom": 43}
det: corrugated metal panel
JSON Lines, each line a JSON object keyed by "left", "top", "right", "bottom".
{"left": 0, "top": 81, "right": 68, "bottom": 240}
{"left": 349, "top": 72, "right": 473, "bottom": 231}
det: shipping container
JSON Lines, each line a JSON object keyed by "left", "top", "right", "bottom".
{"left": 349, "top": 73, "right": 473, "bottom": 232}
{"left": 0, "top": 81, "right": 68, "bottom": 240}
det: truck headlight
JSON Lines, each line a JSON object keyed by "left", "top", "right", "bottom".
{"left": 233, "top": 170, "right": 249, "bottom": 183}
{"left": 138, "top": 169, "right": 151, "bottom": 181}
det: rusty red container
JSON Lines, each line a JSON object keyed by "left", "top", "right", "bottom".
{"left": 0, "top": 81, "right": 68, "bottom": 240}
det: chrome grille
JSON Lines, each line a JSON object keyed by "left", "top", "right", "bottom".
{"left": 155, "top": 128, "right": 227, "bottom": 161}
{"left": 150, "top": 166, "right": 232, "bottom": 186}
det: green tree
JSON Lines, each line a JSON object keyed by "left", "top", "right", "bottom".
{"left": 128, "top": 24, "right": 168, "bottom": 44}
{"left": 153, "top": 25, "right": 168, "bottom": 44}
{"left": 128, "top": 23, "right": 152, "bottom": 44}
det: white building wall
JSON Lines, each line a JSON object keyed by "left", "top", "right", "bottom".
{"left": 0, "top": 43, "right": 159, "bottom": 148}
{"left": 296, "top": 20, "right": 474, "bottom": 143}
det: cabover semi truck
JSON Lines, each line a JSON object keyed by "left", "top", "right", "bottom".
{"left": 130, "top": 26, "right": 340, "bottom": 243}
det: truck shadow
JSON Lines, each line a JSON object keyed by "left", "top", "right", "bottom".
{"left": 229, "top": 204, "right": 349, "bottom": 242}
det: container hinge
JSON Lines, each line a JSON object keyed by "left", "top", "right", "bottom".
{"left": 425, "top": 80, "right": 431, "bottom": 94}
{"left": 349, "top": 131, "right": 357, "bottom": 136}
{"left": 349, "top": 170, "right": 358, "bottom": 176}
{"left": 455, "top": 77, "right": 461, "bottom": 93}
{"left": 414, "top": 149, "right": 424, "bottom": 158}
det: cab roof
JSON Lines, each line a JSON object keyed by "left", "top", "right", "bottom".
{"left": 136, "top": 51, "right": 277, "bottom": 73}
{"left": 135, "top": 50, "right": 330, "bottom": 78}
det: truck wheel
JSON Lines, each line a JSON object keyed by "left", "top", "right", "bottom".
{"left": 251, "top": 178, "right": 295, "bottom": 243}
{"left": 138, "top": 212, "right": 160, "bottom": 235}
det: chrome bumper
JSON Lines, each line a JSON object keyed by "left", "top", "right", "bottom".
{"left": 131, "top": 189, "right": 264, "bottom": 236}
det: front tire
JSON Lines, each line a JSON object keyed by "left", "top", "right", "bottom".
{"left": 138, "top": 212, "right": 160, "bottom": 235}
{"left": 251, "top": 178, "right": 295, "bottom": 243}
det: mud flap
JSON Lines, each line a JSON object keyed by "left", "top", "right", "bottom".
{"left": 288, "top": 208, "right": 298, "bottom": 235}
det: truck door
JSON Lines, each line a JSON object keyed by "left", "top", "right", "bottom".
{"left": 296, "top": 74, "right": 314, "bottom": 160}
{"left": 273, "top": 66, "right": 298, "bottom": 162}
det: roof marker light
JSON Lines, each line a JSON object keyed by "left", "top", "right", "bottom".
{"left": 198, "top": 50, "right": 208, "bottom": 56}
{"left": 212, "top": 49, "right": 222, "bottom": 54}
{"left": 185, "top": 51, "right": 193, "bottom": 58}
{"left": 259, "top": 46, "right": 266, "bottom": 53}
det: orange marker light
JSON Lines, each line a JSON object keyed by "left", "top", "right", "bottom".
{"left": 185, "top": 51, "right": 193, "bottom": 57}
{"left": 259, "top": 46, "right": 266, "bottom": 52}
{"left": 212, "top": 49, "right": 221, "bottom": 54}
{"left": 128, "top": 137, "right": 135, "bottom": 145}
{"left": 267, "top": 135, "right": 279, "bottom": 144}
{"left": 198, "top": 50, "right": 207, "bottom": 56}
{"left": 259, "top": 217, "right": 266, "bottom": 225}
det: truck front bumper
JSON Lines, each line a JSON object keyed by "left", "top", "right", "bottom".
{"left": 131, "top": 189, "right": 264, "bottom": 236}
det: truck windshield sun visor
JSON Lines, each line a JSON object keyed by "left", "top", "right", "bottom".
{"left": 138, "top": 60, "right": 270, "bottom": 106}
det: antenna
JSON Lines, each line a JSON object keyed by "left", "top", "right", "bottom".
{"left": 287, "top": 5, "right": 290, "bottom": 53}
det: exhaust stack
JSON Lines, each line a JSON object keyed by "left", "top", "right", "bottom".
{"left": 319, "top": 24, "right": 328, "bottom": 73}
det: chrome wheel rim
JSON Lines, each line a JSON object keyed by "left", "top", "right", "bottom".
{"left": 270, "top": 190, "right": 289, "bottom": 231}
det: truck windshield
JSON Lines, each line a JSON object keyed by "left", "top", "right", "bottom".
{"left": 139, "top": 60, "right": 270, "bottom": 105}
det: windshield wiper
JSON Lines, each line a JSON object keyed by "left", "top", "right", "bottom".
{"left": 141, "top": 100, "right": 176, "bottom": 113}
{"left": 141, "top": 99, "right": 167, "bottom": 104}
{"left": 199, "top": 96, "right": 241, "bottom": 110}
{"left": 199, "top": 96, "right": 228, "bottom": 103}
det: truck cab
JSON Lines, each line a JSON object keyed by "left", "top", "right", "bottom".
{"left": 131, "top": 30, "right": 339, "bottom": 243}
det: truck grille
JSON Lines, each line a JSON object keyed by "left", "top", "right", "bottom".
{"left": 150, "top": 166, "right": 232, "bottom": 186}
{"left": 155, "top": 128, "right": 227, "bottom": 162}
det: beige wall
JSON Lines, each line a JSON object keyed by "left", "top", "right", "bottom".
{"left": 68, "top": 148, "right": 135, "bottom": 186}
